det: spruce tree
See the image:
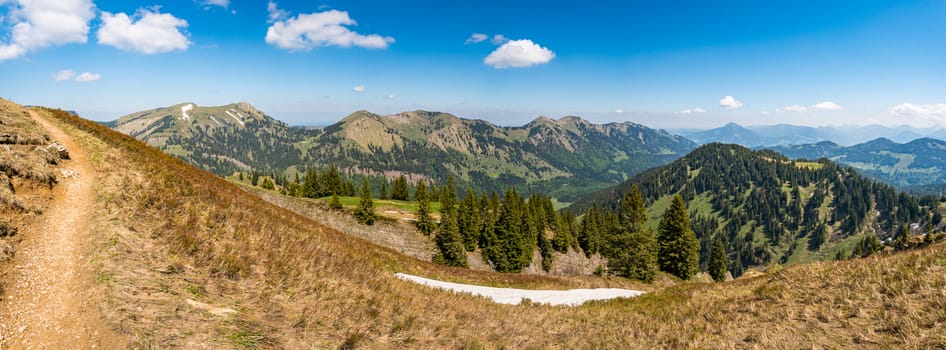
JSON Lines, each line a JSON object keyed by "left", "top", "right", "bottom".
{"left": 392, "top": 175, "right": 409, "bottom": 200}
{"left": 354, "top": 178, "right": 376, "bottom": 225}
{"left": 895, "top": 225, "right": 909, "bottom": 248}
{"left": 458, "top": 188, "right": 480, "bottom": 252}
{"left": 433, "top": 176, "right": 467, "bottom": 267}
{"left": 329, "top": 191, "right": 343, "bottom": 210}
{"left": 605, "top": 185, "right": 657, "bottom": 281}
{"left": 708, "top": 236, "right": 729, "bottom": 282}
{"left": 620, "top": 184, "right": 647, "bottom": 231}
{"left": 414, "top": 180, "right": 436, "bottom": 236}
{"left": 484, "top": 189, "right": 533, "bottom": 272}
{"left": 657, "top": 194, "right": 699, "bottom": 280}
{"left": 380, "top": 181, "right": 389, "bottom": 200}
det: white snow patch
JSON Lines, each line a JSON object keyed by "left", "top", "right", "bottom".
{"left": 225, "top": 109, "right": 245, "bottom": 126}
{"left": 209, "top": 115, "right": 223, "bottom": 127}
{"left": 394, "top": 273, "right": 645, "bottom": 306}
{"left": 181, "top": 104, "right": 194, "bottom": 121}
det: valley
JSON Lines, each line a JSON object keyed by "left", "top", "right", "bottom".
{"left": 0, "top": 98, "right": 944, "bottom": 348}
{"left": 2, "top": 1, "right": 944, "bottom": 347}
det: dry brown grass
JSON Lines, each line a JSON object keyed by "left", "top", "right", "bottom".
{"left": 34, "top": 105, "right": 946, "bottom": 349}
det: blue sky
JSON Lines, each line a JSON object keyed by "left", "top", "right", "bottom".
{"left": 1, "top": 0, "right": 944, "bottom": 128}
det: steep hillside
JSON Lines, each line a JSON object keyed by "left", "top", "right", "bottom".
{"left": 113, "top": 105, "right": 695, "bottom": 202}
{"left": 111, "top": 102, "right": 317, "bottom": 175}
{"left": 769, "top": 137, "right": 946, "bottom": 188}
{"left": 571, "top": 143, "right": 933, "bottom": 276}
{"left": 308, "top": 110, "right": 694, "bottom": 200}
{"left": 20, "top": 105, "right": 946, "bottom": 348}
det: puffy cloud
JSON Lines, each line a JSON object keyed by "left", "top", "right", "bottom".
{"left": 676, "top": 108, "right": 706, "bottom": 114}
{"left": 386, "top": 94, "right": 397, "bottom": 100}
{"left": 719, "top": 96, "right": 743, "bottom": 109}
{"left": 352, "top": 85, "right": 365, "bottom": 93}
{"left": 97, "top": 9, "right": 191, "bottom": 54}
{"left": 811, "top": 101, "right": 842, "bottom": 111}
{"left": 465, "top": 33, "right": 487, "bottom": 44}
{"left": 891, "top": 103, "right": 946, "bottom": 123}
{"left": 484, "top": 39, "right": 555, "bottom": 69}
{"left": 266, "top": 1, "right": 288, "bottom": 23}
{"left": 74, "top": 71, "right": 100, "bottom": 82}
{"left": 777, "top": 101, "right": 842, "bottom": 113}
{"left": 53, "top": 69, "right": 76, "bottom": 81}
{"left": 265, "top": 6, "right": 394, "bottom": 50}
{"left": 615, "top": 109, "right": 624, "bottom": 114}
{"left": 0, "top": 0, "right": 96, "bottom": 61}
{"left": 491, "top": 34, "right": 509, "bottom": 45}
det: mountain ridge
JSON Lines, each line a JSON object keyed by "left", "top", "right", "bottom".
{"left": 111, "top": 102, "right": 696, "bottom": 201}
{"left": 768, "top": 137, "right": 946, "bottom": 188}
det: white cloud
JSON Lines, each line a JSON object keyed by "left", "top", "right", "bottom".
{"left": 53, "top": 69, "right": 76, "bottom": 81}
{"left": 776, "top": 101, "right": 843, "bottom": 113}
{"left": 484, "top": 39, "right": 555, "bottom": 69}
{"left": 491, "top": 34, "right": 509, "bottom": 45}
{"left": 0, "top": 0, "right": 96, "bottom": 61}
{"left": 891, "top": 103, "right": 946, "bottom": 123}
{"left": 676, "top": 108, "right": 706, "bottom": 114}
{"left": 97, "top": 9, "right": 191, "bottom": 54}
{"left": 465, "top": 33, "right": 487, "bottom": 44}
{"left": 266, "top": 1, "right": 288, "bottom": 23}
{"left": 719, "top": 96, "right": 743, "bottom": 109}
{"left": 811, "top": 101, "right": 842, "bottom": 111}
{"left": 386, "top": 94, "right": 397, "bottom": 99}
{"left": 74, "top": 71, "right": 100, "bottom": 82}
{"left": 352, "top": 85, "right": 365, "bottom": 93}
{"left": 200, "top": 0, "right": 229, "bottom": 8}
{"left": 615, "top": 109, "right": 624, "bottom": 114}
{"left": 265, "top": 7, "right": 394, "bottom": 50}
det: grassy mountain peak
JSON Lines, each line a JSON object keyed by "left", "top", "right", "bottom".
{"left": 112, "top": 104, "right": 696, "bottom": 201}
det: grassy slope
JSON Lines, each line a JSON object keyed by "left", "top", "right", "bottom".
{"left": 38, "top": 106, "right": 946, "bottom": 348}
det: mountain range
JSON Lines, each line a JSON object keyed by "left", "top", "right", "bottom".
{"left": 110, "top": 103, "right": 696, "bottom": 202}
{"left": 678, "top": 122, "right": 946, "bottom": 147}
{"left": 766, "top": 137, "right": 946, "bottom": 188}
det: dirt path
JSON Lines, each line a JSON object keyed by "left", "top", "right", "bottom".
{"left": 0, "top": 111, "right": 121, "bottom": 348}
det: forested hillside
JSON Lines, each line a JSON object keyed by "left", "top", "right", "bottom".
{"left": 767, "top": 137, "right": 946, "bottom": 188}
{"left": 110, "top": 102, "right": 317, "bottom": 175}
{"left": 570, "top": 143, "right": 937, "bottom": 276}
{"left": 112, "top": 105, "right": 695, "bottom": 202}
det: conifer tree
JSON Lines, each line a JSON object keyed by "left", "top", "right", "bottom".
{"left": 433, "top": 176, "right": 467, "bottom": 267}
{"left": 380, "top": 181, "right": 389, "bottom": 200}
{"left": 606, "top": 185, "right": 657, "bottom": 281}
{"left": 620, "top": 184, "right": 647, "bottom": 231}
{"left": 484, "top": 189, "right": 532, "bottom": 272}
{"left": 895, "top": 224, "right": 909, "bottom": 248}
{"left": 657, "top": 194, "right": 700, "bottom": 280}
{"left": 392, "top": 175, "right": 409, "bottom": 200}
{"left": 329, "top": 191, "right": 343, "bottom": 210}
{"left": 708, "top": 236, "right": 729, "bottom": 282}
{"left": 414, "top": 180, "right": 436, "bottom": 236}
{"left": 354, "top": 178, "right": 376, "bottom": 225}
{"left": 458, "top": 188, "right": 481, "bottom": 252}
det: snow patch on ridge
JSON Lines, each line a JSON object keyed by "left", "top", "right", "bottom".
{"left": 225, "top": 109, "right": 245, "bottom": 126}
{"left": 394, "top": 273, "right": 644, "bottom": 306}
{"left": 181, "top": 104, "right": 194, "bottom": 122}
